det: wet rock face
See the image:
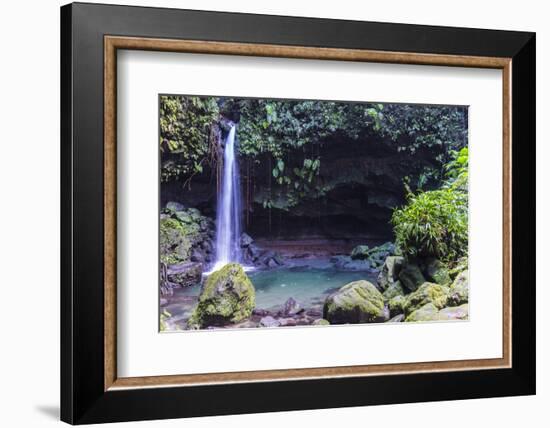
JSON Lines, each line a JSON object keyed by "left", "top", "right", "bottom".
{"left": 378, "top": 255, "right": 405, "bottom": 291}
{"left": 166, "top": 262, "right": 203, "bottom": 288}
{"left": 188, "top": 263, "right": 255, "bottom": 328}
{"left": 399, "top": 263, "right": 426, "bottom": 292}
{"left": 240, "top": 233, "right": 285, "bottom": 267}
{"left": 323, "top": 280, "right": 387, "bottom": 324}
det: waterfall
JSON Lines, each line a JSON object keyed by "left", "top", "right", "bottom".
{"left": 213, "top": 125, "right": 242, "bottom": 270}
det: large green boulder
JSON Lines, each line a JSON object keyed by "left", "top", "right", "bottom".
{"left": 378, "top": 256, "right": 405, "bottom": 291}
{"left": 405, "top": 303, "right": 440, "bottom": 322}
{"left": 399, "top": 263, "right": 426, "bottom": 291}
{"left": 448, "top": 270, "right": 469, "bottom": 306}
{"left": 404, "top": 282, "right": 450, "bottom": 316}
{"left": 383, "top": 280, "right": 406, "bottom": 300}
{"left": 437, "top": 304, "right": 469, "bottom": 320}
{"left": 323, "top": 280, "right": 387, "bottom": 324}
{"left": 188, "top": 263, "right": 255, "bottom": 328}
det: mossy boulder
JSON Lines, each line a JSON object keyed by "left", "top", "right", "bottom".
{"left": 388, "top": 294, "right": 406, "bottom": 317}
{"left": 437, "top": 304, "right": 469, "bottom": 320}
{"left": 425, "top": 258, "right": 451, "bottom": 285}
{"left": 350, "top": 245, "right": 371, "bottom": 260}
{"left": 323, "top": 280, "right": 387, "bottom": 324}
{"left": 382, "top": 280, "right": 406, "bottom": 301}
{"left": 405, "top": 303, "right": 440, "bottom": 322}
{"left": 399, "top": 263, "right": 426, "bottom": 291}
{"left": 378, "top": 256, "right": 405, "bottom": 291}
{"left": 404, "top": 282, "right": 450, "bottom": 316}
{"left": 160, "top": 217, "right": 195, "bottom": 264}
{"left": 449, "top": 256, "right": 469, "bottom": 279}
{"left": 188, "top": 263, "right": 255, "bottom": 328}
{"left": 448, "top": 270, "right": 469, "bottom": 306}
{"left": 313, "top": 318, "right": 330, "bottom": 326}
{"left": 165, "top": 201, "right": 185, "bottom": 212}
{"left": 160, "top": 208, "right": 214, "bottom": 266}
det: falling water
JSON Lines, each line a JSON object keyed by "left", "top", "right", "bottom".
{"left": 213, "top": 125, "right": 242, "bottom": 270}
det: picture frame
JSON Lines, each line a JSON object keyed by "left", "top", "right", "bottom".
{"left": 60, "top": 2, "right": 535, "bottom": 424}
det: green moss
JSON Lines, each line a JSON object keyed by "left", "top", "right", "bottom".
{"left": 404, "top": 282, "right": 450, "bottom": 316}
{"left": 388, "top": 295, "right": 406, "bottom": 317}
{"left": 382, "top": 280, "right": 406, "bottom": 301}
{"left": 323, "top": 280, "right": 386, "bottom": 324}
{"left": 159, "top": 209, "right": 208, "bottom": 265}
{"left": 405, "top": 303, "right": 440, "bottom": 322}
{"left": 189, "top": 263, "right": 255, "bottom": 328}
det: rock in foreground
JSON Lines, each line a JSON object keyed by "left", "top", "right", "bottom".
{"left": 323, "top": 280, "right": 387, "bottom": 324}
{"left": 188, "top": 263, "right": 255, "bottom": 328}
{"left": 404, "top": 282, "right": 449, "bottom": 316}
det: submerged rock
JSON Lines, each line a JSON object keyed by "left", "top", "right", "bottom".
{"left": 323, "top": 280, "right": 387, "bottom": 324}
{"left": 425, "top": 258, "right": 451, "bottom": 285}
{"left": 188, "top": 263, "right": 255, "bottom": 328}
{"left": 448, "top": 270, "right": 469, "bottom": 306}
{"left": 283, "top": 297, "right": 301, "bottom": 316}
{"left": 331, "top": 256, "right": 372, "bottom": 271}
{"left": 399, "top": 263, "right": 426, "bottom": 292}
{"left": 404, "top": 282, "right": 450, "bottom": 316}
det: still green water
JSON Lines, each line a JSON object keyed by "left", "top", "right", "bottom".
{"left": 168, "top": 267, "right": 378, "bottom": 314}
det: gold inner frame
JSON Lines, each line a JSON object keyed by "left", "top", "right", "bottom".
{"left": 104, "top": 35, "right": 512, "bottom": 391}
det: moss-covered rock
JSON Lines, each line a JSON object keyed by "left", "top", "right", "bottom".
{"left": 323, "top": 280, "right": 386, "bottom": 324}
{"left": 188, "top": 263, "right": 255, "bottom": 328}
{"left": 405, "top": 303, "right": 440, "bottom": 322}
{"left": 449, "top": 256, "right": 468, "bottom": 279}
{"left": 382, "top": 280, "right": 406, "bottom": 300}
{"left": 378, "top": 256, "right": 405, "bottom": 291}
{"left": 437, "top": 304, "right": 469, "bottom": 320}
{"left": 313, "top": 318, "right": 330, "bottom": 326}
{"left": 399, "top": 263, "right": 426, "bottom": 291}
{"left": 448, "top": 270, "right": 469, "bottom": 306}
{"left": 388, "top": 294, "right": 406, "bottom": 317}
{"left": 404, "top": 282, "right": 450, "bottom": 316}
{"left": 159, "top": 208, "right": 213, "bottom": 266}
{"left": 425, "top": 258, "right": 451, "bottom": 285}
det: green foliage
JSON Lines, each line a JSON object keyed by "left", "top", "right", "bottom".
{"left": 392, "top": 149, "right": 468, "bottom": 262}
{"left": 160, "top": 95, "right": 219, "bottom": 181}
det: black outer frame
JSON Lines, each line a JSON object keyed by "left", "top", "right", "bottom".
{"left": 60, "top": 2, "right": 536, "bottom": 424}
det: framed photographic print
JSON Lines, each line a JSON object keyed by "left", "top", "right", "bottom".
{"left": 60, "top": 2, "right": 536, "bottom": 424}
